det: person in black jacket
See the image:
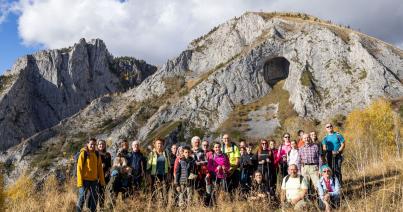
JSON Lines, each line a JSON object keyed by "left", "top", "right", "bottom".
{"left": 255, "top": 139, "right": 276, "bottom": 196}
{"left": 175, "top": 146, "right": 197, "bottom": 207}
{"left": 128, "top": 140, "right": 146, "bottom": 193}
{"left": 239, "top": 146, "right": 255, "bottom": 194}
{"left": 97, "top": 139, "right": 112, "bottom": 209}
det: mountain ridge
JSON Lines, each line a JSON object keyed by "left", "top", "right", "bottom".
{"left": 0, "top": 11, "right": 402, "bottom": 185}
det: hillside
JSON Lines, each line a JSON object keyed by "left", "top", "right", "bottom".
{"left": 0, "top": 39, "right": 157, "bottom": 151}
{"left": 0, "top": 11, "right": 402, "bottom": 185}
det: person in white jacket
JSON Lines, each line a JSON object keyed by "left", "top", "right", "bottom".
{"left": 287, "top": 140, "right": 300, "bottom": 174}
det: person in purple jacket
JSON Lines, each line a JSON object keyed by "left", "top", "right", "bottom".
{"left": 207, "top": 142, "right": 230, "bottom": 193}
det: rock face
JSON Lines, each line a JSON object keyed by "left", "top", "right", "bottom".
{"left": 0, "top": 38, "right": 156, "bottom": 150}
{"left": 1, "top": 12, "right": 402, "bottom": 184}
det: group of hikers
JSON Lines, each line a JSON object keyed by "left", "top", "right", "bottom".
{"left": 75, "top": 123, "right": 345, "bottom": 212}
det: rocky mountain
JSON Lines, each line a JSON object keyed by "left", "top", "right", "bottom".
{"left": 0, "top": 38, "right": 157, "bottom": 151}
{"left": 0, "top": 12, "right": 402, "bottom": 184}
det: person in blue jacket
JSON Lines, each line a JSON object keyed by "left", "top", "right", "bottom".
{"left": 317, "top": 164, "right": 341, "bottom": 211}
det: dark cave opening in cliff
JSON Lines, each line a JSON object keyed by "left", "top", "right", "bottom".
{"left": 263, "top": 57, "right": 290, "bottom": 87}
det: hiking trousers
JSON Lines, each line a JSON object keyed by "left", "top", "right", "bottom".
{"left": 301, "top": 164, "right": 319, "bottom": 190}
{"left": 326, "top": 153, "right": 343, "bottom": 185}
{"left": 178, "top": 185, "right": 193, "bottom": 207}
{"left": 76, "top": 180, "right": 98, "bottom": 212}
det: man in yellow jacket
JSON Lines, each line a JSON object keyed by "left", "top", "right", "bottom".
{"left": 76, "top": 138, "right": 105, "bottom": 212}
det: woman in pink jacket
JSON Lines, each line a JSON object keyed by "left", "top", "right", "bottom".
{"left": 277, "top": 133, "right": 292, "bottom": 177}
{"left": 207, "top": 142, "right": 230, "bottom": 192}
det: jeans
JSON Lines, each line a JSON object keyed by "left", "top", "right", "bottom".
{"left": 76, "top": 180, "right": 98, "bottom": 212}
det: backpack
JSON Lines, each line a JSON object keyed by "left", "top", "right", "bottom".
{"left": 284, "top": 175, "right": 304, "bottom": 187}
{"left": 222, "top": 142, "right": 236, "bottom": 154}
{"left": 72, "top": 148, "right": 99, "bottom": 177}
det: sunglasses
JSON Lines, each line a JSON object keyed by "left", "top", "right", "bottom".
{"left": 284, "top": 136, "right": 290, "bottom": 138}
{"left": 261, "top": 143, "right": 268, "bottom": 145}
{"left": 326, "top": 126, "right": 333, "bottom": 128}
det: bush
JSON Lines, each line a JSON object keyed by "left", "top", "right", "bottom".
{"left": 5, "top": 174, "right": 35, "bottom": 202}
{"left": 345, "top": 99, "right": 396, "bottom": 160}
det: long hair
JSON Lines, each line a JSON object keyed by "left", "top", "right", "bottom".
{"left": 257, "top": 139, "right": 268, "bottom": 154}
{"left": 113, "top": 156, "right": 128, "bottom": 168}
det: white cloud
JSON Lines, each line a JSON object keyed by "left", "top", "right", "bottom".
{"left": 11, "top": 0, "right": 275, "bottom": 64}
{"left": 4, "top": 0, "right": 403, "bottom": 65}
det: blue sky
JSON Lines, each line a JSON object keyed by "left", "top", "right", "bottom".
{"left": 0, "top": 0, "right": 402, "bottom": 76}
{"left": 0, "top": 12, "right": 41, "bottom": 74}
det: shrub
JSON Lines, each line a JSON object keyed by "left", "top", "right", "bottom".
{"left": 345, "top": 98, "right": 396, "bottom": 160}
{"left": 5, "top": 174, "right": 35, "bottom": 202}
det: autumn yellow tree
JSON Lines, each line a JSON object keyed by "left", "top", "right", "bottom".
{"left": 345, "top": 98, "right": 396, "bottom": 160}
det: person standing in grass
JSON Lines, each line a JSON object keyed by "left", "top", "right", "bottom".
{"left": 221, "top": 134, "right": 241, "bottom": 193}
{"left": 287, "top": 140, "right": 300, "bottom": 174}
{"left": 277, "top": 133, "right": 292, "bottom": 178}
{"left": 256, "top": 139, "right": 276, "bottom": 196}
{"left": 192, "top": 137, "right": 210, "bottom": 205}
{"left": 96, "top": 139, "right": 112, "bottom": 209}
{"left": 317, "top": 164, "right": 341, "bottom": 212}
{"left": 76, "top": 138, "right": 105, "bottom": 212}
{"left": 239, "top": 146, "right": 255, "bottom": 194}
{"left": 298, "top": 133, "right": 322, "bottom": 194}
{"left": 168, "top": 144, "right": 178, "bottom": 183}
{"left": 281, "top": 164, "right": 309, "bottom": 211}
{"left": 128, "top": 140, "right": 146, "bottom": 193}
{"left": 175, "top": 146, "right": 197, "bottom": 207}
{"left": 322, "top": 123, "right": 345, "bottom": 185}
{"left": 201, "top": 140, "right": 213, "bottom": 205}
{"left": 147, "top": 138, "right": 170, "bottom": 197}
{"left": 207, "top": 142, "right": 230, "bottom": 192}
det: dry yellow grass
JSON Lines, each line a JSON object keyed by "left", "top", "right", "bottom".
{"left": 3, "top": 146, "right": 402, "bottom": 212}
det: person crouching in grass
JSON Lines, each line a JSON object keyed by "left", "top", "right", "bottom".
{"left": 248, "top": 170, "right": 269, "bottom": 201}
{"left": 317, "top": 164, "right": 341, "bottom": 211}
{"left": 280, "top": 164, "right": 309, "bottom": 211}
